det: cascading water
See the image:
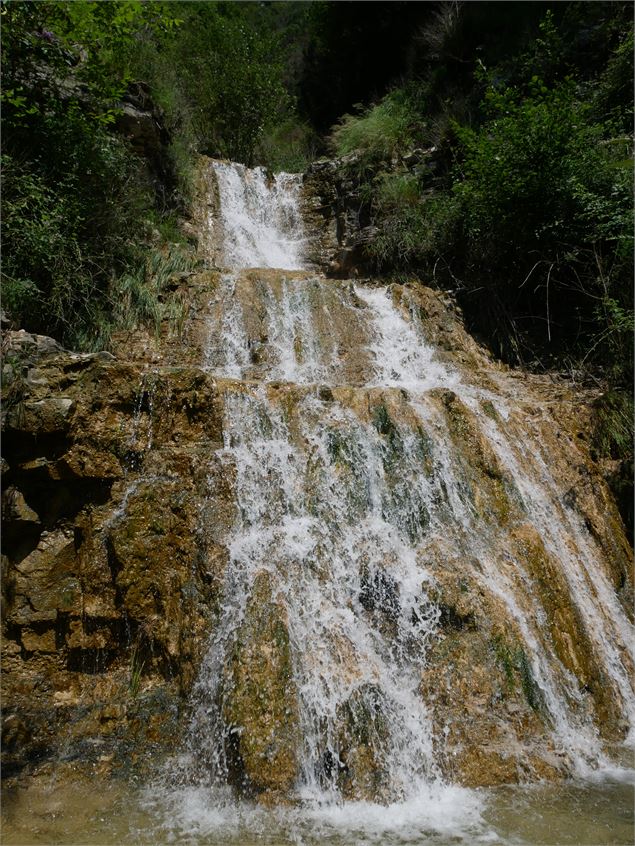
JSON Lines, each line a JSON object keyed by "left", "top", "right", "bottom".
{"left": 210, "top": 161, "right": 305, "bottom": 270}
{"left": 149, "top": 160, "right": 634, "bottom": 842}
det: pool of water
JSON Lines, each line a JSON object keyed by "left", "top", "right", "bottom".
{"left": 2, "top": 768, "right": 633, "bottom": 845}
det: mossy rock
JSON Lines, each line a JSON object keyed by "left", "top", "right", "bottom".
{"left": 222, "top": 571, "right": 300, "bottom": 802}
{"left": 509, "top": 523, "right": 623, "bottom": 736}
{"left": 335, "top": 684, "right": 390, "bottom": 800}
{"left": 435, "top": 389, "right": 521, "bottom": 525}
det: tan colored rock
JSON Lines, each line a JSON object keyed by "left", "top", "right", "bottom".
{"left": 420, "top": 542, "right": 568, "bottom": 786}
{"left": 1, "top": 487, "right": 40, "bottom": 525}
{"left": 433, "top": 389, "right": 520, "bottom": 525}
{"left": 21, "top": 627, "right": 56, "bottom": 653}
{"left": 6, "top": 397, "right": 74, "bottom": 434}
{"left": 508, "top": 523, "right": 623, "bottom": 737}
{"left": 52, "top": 445, "right": 123, "bottom": 480}
{"left": 222, "top": 571, "right": 300, "bottom": 802}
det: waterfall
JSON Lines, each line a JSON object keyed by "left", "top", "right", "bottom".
{"left": 158, "top": 160, "right": 634, "bottom": 832}
{"left": 210, "top": 161, "right": 305, "bottom": 270}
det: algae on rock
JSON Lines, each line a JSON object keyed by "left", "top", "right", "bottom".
{"left": 222, "top": 571, "right": 300, "bottom": 803}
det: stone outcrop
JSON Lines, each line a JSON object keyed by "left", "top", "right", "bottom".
{"left": 222, "top": 571, "right": 300, "bottom": 803}
{"left": 301, "top": 147, "right": 442, "bottom": 276}
{"left": 114, "top": 82, "right": 177, "bottom": 203}
{"left": 1, "top": 334, "right": 230, "bottom": 776}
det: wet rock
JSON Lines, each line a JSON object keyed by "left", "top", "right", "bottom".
{"left": 420, "top": 543, "right": 567, "bottom": 786}
{"left": 109, "top": 477, "right": 219, "bottom": 681}
{"left": 336, "top": 684, "right": 390, "bottom": 800}
{"left": 222, "top": 572, "right": 300, "bottom": 803}
{"left": 10, "top": 397, "right": 75, "bottom": 434}
{"left": 1, "top": 157, "right": 632, "bottom": 803}
{"left": 509, "top": 523, "right": 623, "bottom": 736}
{"left": 434, "top": 389, "right": 519, "bottom": 525}
{"left": 359, "top": 565, "right": 399, "bottom": 619}
{"left": 2, "top": 714, "right": 31, "bottom": 751}
{"left": 21, "top": 627, "right": 57, "bottom": 653}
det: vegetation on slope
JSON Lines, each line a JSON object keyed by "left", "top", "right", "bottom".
{"left": 2, "top": 2, "right": 186, "bottom": 349}
{"left": 1, "top": 1, "right": 311, "bottom": 349}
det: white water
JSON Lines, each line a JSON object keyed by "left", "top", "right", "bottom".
{"left": 184, "top": 388, "right": 451, "bottom": 800}
{"left": 211, "top": 161, "right": 305, "bottom": 269}
{"left": 355, "top": 285, "right": 460, "bottom": 393}
{"left": 155, "top": 160, "right": 634, "bottom": 841}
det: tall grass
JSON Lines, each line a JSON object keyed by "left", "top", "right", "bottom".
{"left": 330, "top": 91, "right": 416, "bottom": 163}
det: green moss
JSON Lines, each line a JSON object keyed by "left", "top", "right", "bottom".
{"left": 491, "top": 635, "right": 543, "bottom": 712}
{"left": 326, "top": 429, "right": 347, "bottom": 463}
{"left": 372, "top": 403, "right": 394, "bottom": 438}
{"left": 415, "top": 426, "right": 435, "bottom": 475}
{"left": 335, "top": 683, "right": 391, "bottom": 800}
{"left": 492, "top": 635, "right": 516, "bottom": 693}
{"left": 480, "top": 400, "right": 499, "bottom": 420}
{"left": 60, "top": 588, "right": 77, "bottom": 609}
{"left": 439, "top": 391, "right": 521, "bottom": 525}
{"left": 382, "top": 489, "right": 429, "bottom": 543}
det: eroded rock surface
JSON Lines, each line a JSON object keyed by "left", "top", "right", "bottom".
{"left": 222, "top": 571, "right": 300, "bottom": 803}
{"left": 1, "top": 339, "right": 230, "bottom": 777}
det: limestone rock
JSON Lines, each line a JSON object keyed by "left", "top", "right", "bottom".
{"left": 222, "top": 571, "right": 300, "bottom": 802}
{"left": 336, "top": 684, "right": 391, "bottom": 800}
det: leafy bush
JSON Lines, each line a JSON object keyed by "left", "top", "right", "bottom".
{"left": 256, "top": 118, "right": 319, "bottom": 173}
{"left": 448, "top": 76, "right": 633, "bottom": 362}
{"left": 0, "top": 2, "right": 191, "bottom": 350}
{"left": 126, "top": 2, "right": 293, "bottom": 168}
{"left": 1, "top": 123, "right": 151, "bottom": 349}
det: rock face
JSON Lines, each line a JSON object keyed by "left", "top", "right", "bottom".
{"left": 114, "top": 81, "right": 177, "bottom": 202}
{"left": 222, "top": 571, "right": 300, "bottom": 803}
{"left": 1, "top": 337, "right": 229, "bottom": 776}
{"left": 1, "top": 157, "right": 633, "bottom": 802}
{"left": 300, "top": 148, "right": 442, "bottom": 276}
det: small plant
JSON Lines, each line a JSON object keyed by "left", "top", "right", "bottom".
{"left": 593, "top": 389, "right": 634, "bottom": 460}
{"left": 0, "top": 352, "right": 27, "bottom": 427}
{"left": 109, "top": 245, "right": 194, "bottom": 340}
{"left": 256, "top": 117, "right": 318, "bottom": 173}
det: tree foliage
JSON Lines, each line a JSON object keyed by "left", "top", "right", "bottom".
{"left": 1, "top": 1, "right": 167, "bottom": 347}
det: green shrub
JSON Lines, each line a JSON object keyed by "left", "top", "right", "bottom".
{"left": 0, "top": 2, "right": 195, "bottom": 351}
{"left": 447, "top": 76, "right": 633, "bottom": 362}
{"left": 369, "top": 179, "right": 461, "bottom": 273}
